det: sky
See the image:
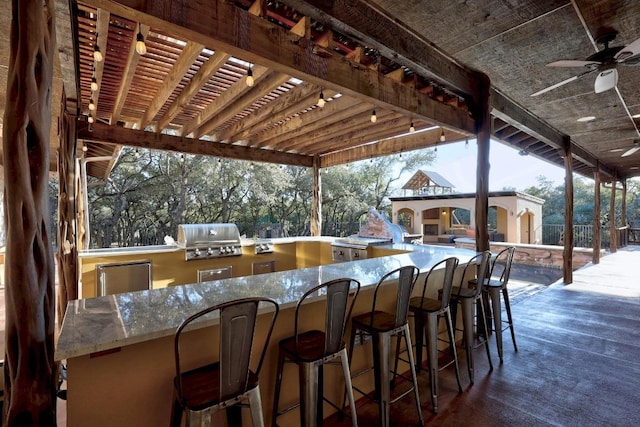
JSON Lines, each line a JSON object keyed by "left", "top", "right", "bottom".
{"left": 403, "top": 139, "right": 568, "bottom": 193}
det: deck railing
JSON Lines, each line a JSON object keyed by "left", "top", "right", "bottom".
{"left": 541, "top": 224, "right": 630, "bottom": 248}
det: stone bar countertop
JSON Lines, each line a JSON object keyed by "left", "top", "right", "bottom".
{"left": 56, "top": 245, "right": 476, "bottom": 360}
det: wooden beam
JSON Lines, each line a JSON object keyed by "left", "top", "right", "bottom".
{"left": 197, "top": 71, "right": 291, "bottom": 138}
{"left": 320, "top": 127, "right": 464, "bottom": 167}
{"left": 78, "top": 120, "right": 314, "bottom": 167}
{"left": 490, "top": 88, "right": 618, "bottom": 179}
{"left": 181, "top": 64, "right": 270, "bottom": 137}
{"left": 216, "top": 82, "right": 319, "bottom": 142}
{"left": 156, "top": 50, "right": 232, "bottom": 131}
{"left": 90, "top": 9, "right": 110, "bottom": 115}
{"left": 112, "top": 23, "right": 149, "bottom": 124}
{"left": 563, "top": 136, "right": 574, "bottom": 283}
{"left": 54, "top": 0, "right": 79, "bottom": 104}
{"left": 277, "top": 0, "right": 479, "bottom": 100}
{"left": 593, "top": 165, "right": 601, "bottom": 264}
{"left": 80, "top": 0, "right": 476, "bottom": 135}
{"left": 139, "top": 41, "right": 204, "bottom": 129}
{"left": 609, "top": 175, "right": 617, "bottom": 253}
{"left": 475, "top": 72, "right": 490, "bottom": 253}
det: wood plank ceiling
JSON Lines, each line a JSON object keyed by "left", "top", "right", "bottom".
{"left": 3, "top": 0, "right": 639, "bottom": 184}
{"left": 69, "top": 0, "right": 473, "bottom": 179}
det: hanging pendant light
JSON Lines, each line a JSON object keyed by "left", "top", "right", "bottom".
{"left": 93, "top": 35, "right": 103, "bottom": 62}
{"left": 87, "top": 115, "right": 94, "bottom": 124}
{"left": 91, "top": 76, "right": 98, "bottom": 92}
{"left": 317, "top": 89, "right": 325, "bottom": 108}
{"left": 370, "top": 109, "right": 377, "bottom": 123}
{"left": 409, "top": 121, "right": 415, "bottom": 133}
{"left": 136, "top": 23, "right": 147, "bottom": 55}
{"left": 246, "top": 67, "right": 254, "bottom": 87}
{"left": 88, "top": 97, "right": 96, "bottom": 111}
{"left": 440, "top": 128, "right": 446, "bottom": 142}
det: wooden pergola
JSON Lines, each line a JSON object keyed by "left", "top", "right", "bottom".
{"left": 2, "top": 0, "right": 634, "bottom": 423}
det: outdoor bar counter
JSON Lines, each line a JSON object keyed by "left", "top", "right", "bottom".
{"left": 57, "top": 244, "right": 477, "bottom": 426}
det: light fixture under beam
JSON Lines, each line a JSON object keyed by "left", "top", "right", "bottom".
{"left": 136, "top": 23, "right": 147, "bottom": 55}
{"left": 317, "top": 90, "right": 325, "bottom": 108}
{"left": 88, "top": 97, "right": 96, "bottom": 111}
{"left": 246, "top": 67, "right": 254, "bottom": 87}
{"left": 440, "top": 128, "right": 446, "bottom": 142}
{"left": 370, "top": 109, "right": 377, "bottom": 123}
{"left": 409, "top": 121, "right": 415, "bottom": 132}
{"left": 91, "top": 76, "right": 98, "bottom": 92}
{"left": 93, "top": 39, "right": 103, "bottom": 62}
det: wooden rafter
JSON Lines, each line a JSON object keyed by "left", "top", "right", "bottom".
{"left": 112, "top": 23, "right": 149, "bottom": 124}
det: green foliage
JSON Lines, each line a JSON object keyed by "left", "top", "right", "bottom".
{"left": 85, "top": 147, "right": 436, "bottom": 247}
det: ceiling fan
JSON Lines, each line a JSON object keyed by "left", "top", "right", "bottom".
{"left": 531, "top": 31, "right": 640, "bottom": 97}
{"left": 622, "top": 140, "right": 640, "bottom": 157}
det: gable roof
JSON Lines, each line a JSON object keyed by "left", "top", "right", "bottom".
{"left": 402, "top": 170, "right": 455, "bottom": 191}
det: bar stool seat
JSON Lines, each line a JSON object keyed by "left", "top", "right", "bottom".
{"left": 409, "top": 257, "right": 462, "bottom": 414}
{"left": 272, "top": 278, "right": 360, "bottom": 427}
{"left": 345, "top": 265, "right": 423, "bottom": 427}
{"left": 170, "top": 297, "right": 279, "bottom": 427}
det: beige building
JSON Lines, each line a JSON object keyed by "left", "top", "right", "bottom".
{"left": 390, "top": 171, "right": 544, "bottom": 244}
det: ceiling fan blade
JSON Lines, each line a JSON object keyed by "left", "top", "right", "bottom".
{"left": 530, "top": 68, "right": 597, "bottom": 97}
{"left": 615, "top": 36, "right": 640, "bottom": 60}
{"left": 621, "top": 145, "right": 640, "bottom": 157}
{"left": 547, "top": 60, "right": 600, "bottom": 68}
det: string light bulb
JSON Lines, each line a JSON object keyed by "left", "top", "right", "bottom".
{"left": 317, "top": 90, "right": 325, "bottom": 108}
{"left": 440, "top": 128, "right": 446, "bottom": 142}
{"left": 87, "top": 115, "right": 94, "bottom": 124}
{"left": 93, "top": 37, "right": 103, "bottom": 62}
{"left": 370, "top": 109, "right": 377, "bottom": 123}
{"left": 246, "top": 67, "right": 254, "bottom": 87}
{"left": 91, "top": 76, "right": 98, "bottom": 92}
{"left": 179, "top": 153, "right": 185, "bottom": 163}
{"left": 134, "top": 148, "right": 140, "bottom": 158}
{"left": 135, "top": 23, "right": 147, "bottom": 55}
{"left": 465, "top": 137, "right": 469, "bottom": 148}
{"left": 82, "top": 145, "right": 88, "bottom": 152}
{"left": 409, "top": 121, "right": 415, "bottom": 133}
{"left": 88, "top": 97, "right": 96, "bottom": 111}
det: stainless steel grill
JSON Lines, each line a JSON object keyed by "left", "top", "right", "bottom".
{"left": 177, "top": 223, "right": 243, "bottom": 261}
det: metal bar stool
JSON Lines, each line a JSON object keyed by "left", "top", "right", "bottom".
{"left": 480, "top": 246, "right": 517, "bottom": 363}
{"left": 170, "top": 297, "right": 279, "bottom": 427}
{"left": 409, "top": 257, "right": 462, "bottom": 414}
{"left": 272, "top": 278, "right": 361, "bottom": 427}
{"left": 448, "top": 250, "right": 493, "bottom": 383}
{"left": 345, "top": 265, "right": 423, "bottom": 427}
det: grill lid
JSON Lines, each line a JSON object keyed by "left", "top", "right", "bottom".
{"left": 177, "top": 223, "right": 241, "bottom": 248}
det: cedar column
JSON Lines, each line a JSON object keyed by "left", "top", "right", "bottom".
{"left": 310, "top": 155, "right": 321, "bottom": 236}
{"left": 562, "top": 137, "right": 573, "bottom": 284}
{"left": 56, "top": 109, "right": 79, "bottom": 324}
{"left": 592, "top": 166, "right": 601, "bottom": 264}
{"left": 3, "top": 0, "right": 57, "bottom": 424}
{"left": 609, "top": 176, "right": 617, "bottom": 253}
{"left": 474, "top": 72, "right": 491, "bottom": 253}
{"left": 621, "top": 179, "right": 627, "bottom": 246}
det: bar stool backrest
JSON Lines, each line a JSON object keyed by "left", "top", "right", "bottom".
{"left": 417, "top": 257, "right": 459, "bottom": 310}
{"left": 294, "top": 278, "right": 361, "bottom": 356}
{"left": 173, "top": 297, "right": 279, "bottom": 403}
{"left": 489, "top": 246, "right": 516, "bottom": 287}
{"left": 457, "top": 251, "right": 491, "bottom": 299}
{"left": 368, "top": 265, "right": 420, "bottom": 329}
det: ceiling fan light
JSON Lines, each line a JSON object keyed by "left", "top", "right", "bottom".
{"left": 594, "top": 68, "right": 618, "bottom": 93}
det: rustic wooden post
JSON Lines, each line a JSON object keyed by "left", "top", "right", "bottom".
{"left": 56, "top": 107, "right": 79, "bottom": 324}
{"left": 3, "top": 0, "right": 57, "bottom": 424}
{"left": 609, "top": 176, "right": 617, "bottom": 253}
{"left": 310, "top": 155, "right": 321, "bottom": 236}
{"left": 592, "top": 165, "right": 601, "bottom": 264}
{"left": 474, "top": 72, "right": 491, "bottom": 253}
{"left": 562, "top": 136, "right": 573, "bottom": 284}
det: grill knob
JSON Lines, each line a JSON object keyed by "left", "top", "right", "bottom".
{"left": 193, "top": 248, "right": 201, "bottom": 257}
{"left": 207, "top": 247, "right": 214, "bottom": 256}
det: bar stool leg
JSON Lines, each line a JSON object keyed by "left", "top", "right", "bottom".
{"left": 338, "top": 348, "right": 358, "bottom": 427}
{"left": 460, "top": 297, "right": 475, "bottom": 383}
{"left": 413, "top": 313, "right": 426, "bottom": 372}
{"left": 300, "top": 361, "right": 320, "bottom": 427}
{"left": 444, "top": 309, "right": 463, "bottom": 393}
{"left": 425, "top": 312, "right": 439, "bottom": 413}
{"left": 488, "top": 287, "right": 503, "bottom": 363}
{"left": 477, "top": 297, "right": 493, "bottom": 371}
{"left": 271, "top": 352, "right": 286, "bottom": 427}
{"left": 402, "top": 324, "right": 425, "bottom": 426}
{"left": 502, "top": 287, "right": 518, "bottom": 352}
{"left": 368, "top": 331, "right": 392, "bottom": 427}
{"left": 247, "top": 386, "right": 265, "bottom": 427}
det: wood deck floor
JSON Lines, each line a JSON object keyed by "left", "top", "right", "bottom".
{"left": 327, "top": 246, "right": 640, "bottom": 426}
